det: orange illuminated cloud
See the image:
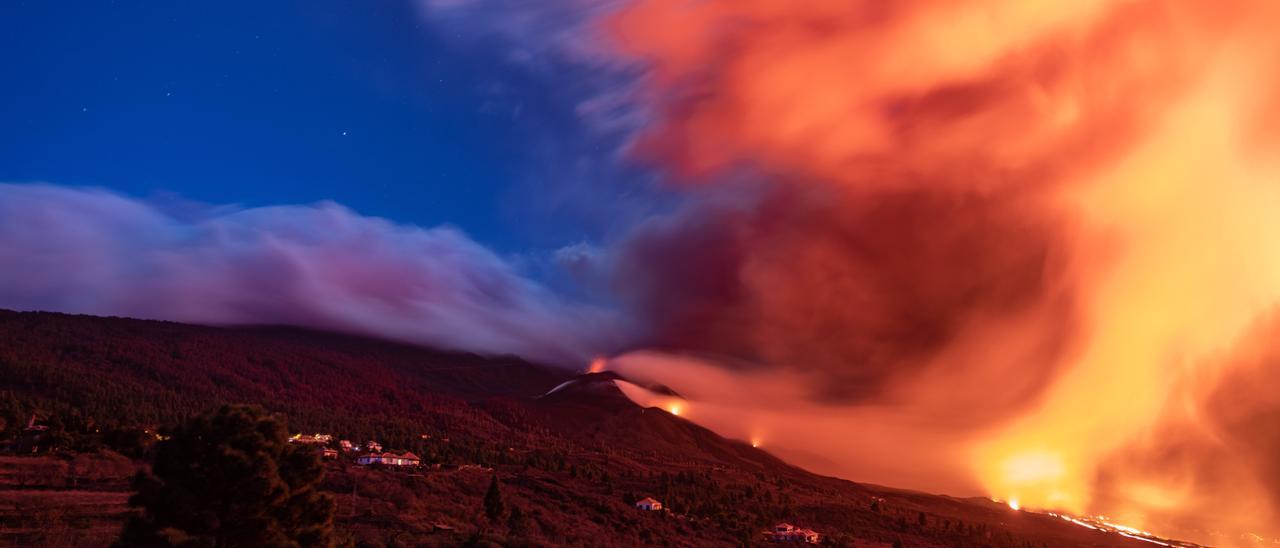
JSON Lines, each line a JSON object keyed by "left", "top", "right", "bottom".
{"left": 597, "top": 0, "right": 1280, "bottom": 543}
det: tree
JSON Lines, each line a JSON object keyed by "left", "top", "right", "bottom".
{"left": 115, "top": 404, "right": 334, "bottom": 547}
{"left": 506, "top": 504, "right": 526, "bottom": 536}
{"left": 484, "top": 475, "right": 505, "bottom": 522}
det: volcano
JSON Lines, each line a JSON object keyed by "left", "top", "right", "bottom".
{"left": 0, "top": 310, "right": 1200, "bottom": 546}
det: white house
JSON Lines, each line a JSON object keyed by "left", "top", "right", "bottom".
{"left": 356, "top": 451, "right": 421, "bottom": 466}
{"left": 635, "top": 497, "right": 663, "bottom": 511}
{"left": 765, "top": 523, "right": 820, "bottom": 544}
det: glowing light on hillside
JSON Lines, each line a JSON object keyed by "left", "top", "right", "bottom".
{"left": 751, "top": 438, "right": 761, "bottom": 448}
{"left": 1008, "top": 499, "right": 1021, "bottom": 511}
{"left": 588, "top": 356, "right": 607, "bottom": 373}
{"left": 667, "top": 404, "right": 681, "bottom": 416}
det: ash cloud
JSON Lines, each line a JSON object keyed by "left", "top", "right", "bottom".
{"left": 0, "top": 183, "right": 625, "bottom": 365}
{"left": 551, "top": 0, "right": 1280, "bottom": 541}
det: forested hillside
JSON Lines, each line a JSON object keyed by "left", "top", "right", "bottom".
{"left": 0, "top": 310, "right": 1161, "bottom": 547}
{"left": 0, "top": 309, "right": 565, "bottom": 455}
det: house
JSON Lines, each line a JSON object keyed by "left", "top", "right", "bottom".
{"left": 764, "top": 523, "right": 820, "bottom": 544}
{"left": 356, "top": 451, "right": 421, "bottom": 466}
{"left": 288, "top": 433, "right": 332, "bottom": 445}
{"left": 365, "top": 441, "right": 383, "bottom": 452}
{"left": 339, "top": 440, "right": 354, "bottom": 452}
{"left": 635, "top": 497, "right": 663, "bottom": 511}
{"left": 321, "top": 448, "right": 339, "bottom": 459}
{"left": 14, "top": 415, "right": 50, "bottom": 454}
{"left": 23, "top": 415, "right": 48, "bottom": 433}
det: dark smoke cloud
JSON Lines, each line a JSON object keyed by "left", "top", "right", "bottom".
{"left": 0, "top": 183, "right": 625, "bottom": 364}
{"left": 608, "top": 182, "right": 1081, "bottom": 407}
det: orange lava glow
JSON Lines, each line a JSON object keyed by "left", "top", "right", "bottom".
{"left": 599, "top": 0, "right": 1280, "bottom": 545}
{"left": 587, "top": 355, "right": 607, "bottom": 373}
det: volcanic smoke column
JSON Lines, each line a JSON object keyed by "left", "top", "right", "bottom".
{"left": 594, "top": 0, "right": 1280, "bottom": 541}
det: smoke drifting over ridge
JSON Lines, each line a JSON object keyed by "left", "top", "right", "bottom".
{"left": 0, "top": 184, "right": 624, "bottom": 364}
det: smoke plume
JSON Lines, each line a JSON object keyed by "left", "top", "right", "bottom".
{"left": 579, "top": 0, "right": 1280, "bottom": 543}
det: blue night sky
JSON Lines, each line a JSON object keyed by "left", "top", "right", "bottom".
{"left": 0, "top": 0, "right": 645, "bottom": 252}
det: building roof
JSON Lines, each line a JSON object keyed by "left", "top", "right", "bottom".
{"left": 636, "top": 497, "right": 661, "bottom": 505}
{"left": 359, "top": 451, "right": 420, "bottom": 460}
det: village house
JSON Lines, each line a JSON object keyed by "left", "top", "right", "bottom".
{"left": 355, "top": 451, "right": 420, "bottom": 466}
{"left": 365, "top": 440, "right": 383, "bottom": 452}
{"left": 321, "top": 448, "right": 338, "bottom": 459}
{"left": 765, "top": 523, "right": 820, "bottom": 544}
{"left": 13, "top": 415, "right": 50, "bottom": 454}
{"left": 339, "top": 440, "right": 354, "bottom": 452}
{"left": 288, "top": 433, "right": 332, "bottom": 445}
{"left": 635, "top": 497, "right": 663, "bottom": 511}
{"left": 23, "top": 415, "right": 48, "bottom": 433}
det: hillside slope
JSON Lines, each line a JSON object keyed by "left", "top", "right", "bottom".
{"left": 0, "top": 310, "right": 1173, "bottom": 546}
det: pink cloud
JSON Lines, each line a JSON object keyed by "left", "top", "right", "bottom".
{"left": 0, "top": 183, "right": 625, "bottom": 365}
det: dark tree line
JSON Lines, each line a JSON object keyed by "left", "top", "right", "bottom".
{"left": 116, "top": 405, "right": 334, "bottom": 547}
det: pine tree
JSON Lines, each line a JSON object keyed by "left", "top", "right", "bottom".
{"left": 484, "top": 474, "right": 505, "bottom": 522}
{"left": 115, "top": 404, "right": 334, "bottom": 547}
{"left": 507, "top": 504, "right": 526, "bottom": 536}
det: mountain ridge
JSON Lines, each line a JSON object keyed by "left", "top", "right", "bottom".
{"left": 0, "top": 309, "right": 1167, "bottom": 546}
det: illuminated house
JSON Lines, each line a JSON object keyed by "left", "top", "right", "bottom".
{"left": 635, "top": 497, "right": 663, "bottom": 511}
{"left": 288, "top": 433, "right": 332, "bottom": 445}
{"left": 765, "top": 523, "right": 820, "bottom": 544}
{"left": 356, "top": 451, "right": 420, "bottom": 466}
